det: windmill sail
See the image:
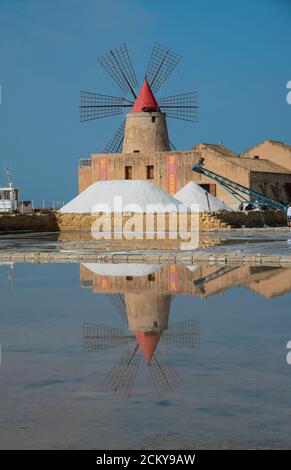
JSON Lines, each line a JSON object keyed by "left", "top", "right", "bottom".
{"left": 103, "top": 119, "right": 126, "bottom": 153}
{"left": 145, "top": 43, "right": 181, "bottom": 93}
{"left": 98, "top": 43, "right": 138, "bottom": 98}
{"left": 80, "top": 92, "right": 132, "bottom": 122}
{"left": 103, "top": 345, "right": 141, "bottom": 397}
{"left": 108, "top": 294, "right": 127, "bottom": 321}
{"left": 84, "top": 317, "right": 199, "bottom": 397}
{"left": 149, "top": 351, "right": 182, "bottom": 398}
{"left": 83, "top": 322, "right": 130, "bottom": 352}
{"left": 158, "top": 92, "right": 198, "bottom": 122}
{"left": 169, "top": 139, "right": 177, "bottom": 151}
{"left": 81, "top": 42, "right": 198, "bottom": 153}
{"left": 161, "top": 319, "right": 200, "bottom": 349}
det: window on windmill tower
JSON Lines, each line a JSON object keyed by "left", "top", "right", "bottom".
{"left": 125, "top": 166, "right": 132, "bottom": 180}
{"left": 146, "top": 165, "right": 154, "bottom": 179}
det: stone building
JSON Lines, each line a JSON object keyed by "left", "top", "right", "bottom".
{"left": 79, "top": 142, "right": 291, "bottom": 207}
{"left": 78, "top": 77, "right": 291, "bottom": 207}
{"left": 241, "top": 140, "right": 291, "bottom": 173}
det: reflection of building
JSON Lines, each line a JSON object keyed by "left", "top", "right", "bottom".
{"left": 82, "top": 262, "right": 291, "bottom": 397}
{"left": 80, "top": 263, "right": 291, "bottom": 299}
{"left": 82, "top": 263, "right": 200, "bottom": 398}
{"left": 245, "top": 268, "right": 291, "bottom": 298}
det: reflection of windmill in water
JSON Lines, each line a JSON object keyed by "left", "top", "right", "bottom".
{"left": 84, "top": 292, "right": 199, "bottom": 398}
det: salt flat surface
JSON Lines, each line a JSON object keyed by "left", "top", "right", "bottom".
{"left": 175, "top": 181, "right": 231, "bottom": 212}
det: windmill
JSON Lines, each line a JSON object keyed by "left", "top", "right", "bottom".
{"left": 80, "top": 43, "right": 198, "bottom": 153}
{"left": 83, "top": 318, "right": 200, "bottom": 398}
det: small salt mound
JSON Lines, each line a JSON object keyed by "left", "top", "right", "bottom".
{"left": 60, "top": 180, "right": 187, "bottom": 214}
{"left": 174, "top": 182, "right": 231, "bottom": 212}
{"left": 186, "top": 264, "right": 199, "bottom": 272}
{"left": 83, "top": 263, "right": 161, "bottom": 277}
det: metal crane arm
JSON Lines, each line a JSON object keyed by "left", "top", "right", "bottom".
{"left": 192, "top": 159, "right": 288, "bottom": 213}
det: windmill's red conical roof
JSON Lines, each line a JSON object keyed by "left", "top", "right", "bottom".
{"left": 134, "top": 331, "right": 160, "bottom": 364}
{"left": 132, "top": 78, "right": 158, "bottom": 113}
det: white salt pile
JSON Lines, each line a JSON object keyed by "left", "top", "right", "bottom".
{"left": 186, "top": 264, "right": 199, "bottom": 272}
{"left": 83, "top": 263, "right": 161, "bottom": 277}
{"left": 60, "top": 180, "right": 186, "bottom": 214}
{"left": 174, "top": 181, "right": 231, "bottom": 212}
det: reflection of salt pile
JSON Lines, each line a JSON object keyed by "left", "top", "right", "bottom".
{"left": 82, "top": 263, "right": 161, "bottom": 277}
{"left": 60, "top": 180, "right": 186, "bottom": 214}
{"left": 186, "top": 264, "right": 199, "bottom": 273}
{"left": 174, "top": 181, "right": 231, "bottom": 212}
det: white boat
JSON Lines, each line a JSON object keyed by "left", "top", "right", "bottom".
{"left": 0, "top": 169, "right": 32, "bottom": 214}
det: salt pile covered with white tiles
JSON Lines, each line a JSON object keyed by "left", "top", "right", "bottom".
{"left": 174, "top": 181, "right": 231, "bottom": 212}
{"left": 60, "top": 180, "right": 187, "bottom": 214}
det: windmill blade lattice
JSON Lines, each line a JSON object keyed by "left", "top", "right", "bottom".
{"left": 81, "top": 42, "right": 198, "bottom": 153}
{"left": 158, "top": 92, "right": 198, "bottom": 122}
{"left": 102, "top": 119, "right": 126, "bottom": 153}
{"left": 80, "top": 92, "right": 133, "bottom": 122}
{"left": 145, "top": 43, "right": 182, "bottom": 93}
{"left": 149, "top": 351, "right": 182, "bottom": 398}
{"left": 83, "top": 322, "right": 130, "bottom": 352}
{"left": 169, "top": 139, "right": 177, "bottom": 151}
{"left": 98, "top": 43, "right": 138, "bottom": 97}
{"left": 103, "top": 345, "right": 141, "bottom": 397}
{"left": 161, "top": 319, "right": 200, "bottom": 349}
{"left": 108, "top": 293, "right": 128, "bottom": 321}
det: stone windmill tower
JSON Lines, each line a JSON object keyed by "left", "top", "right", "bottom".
{"left": 80, "top": 43, "right": 198, "bottom": 154}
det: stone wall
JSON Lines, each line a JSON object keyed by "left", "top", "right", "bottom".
{"left": 56, "top": 210, "right": 287, "bottom": 233}
{"left": 199, "top": 210, "right": 286, "bottom": 230}
{"left": 0, "top": 210, "right": 287, "bottom": 234}
{"left": 56, "top": 212, "right": 199, "bottom": 234}
{"left": 0, "top": 213, "right": 59, "bottom": 232}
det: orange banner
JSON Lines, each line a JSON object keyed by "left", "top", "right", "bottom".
{"left": 167, "top": 154, "right": 177, "bottom": 195}
{"left": 98, "top": 275, "right": 110, "bottom": 290}
{"left": 98, "top": 158, "right": 108, "bottom": 180}
{"left": 168, "top": 265, "right": 178, "bottom": 292}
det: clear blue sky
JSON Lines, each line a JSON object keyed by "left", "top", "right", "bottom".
{"left": 0, "top": 0, "right": 290, "bottom": 203}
